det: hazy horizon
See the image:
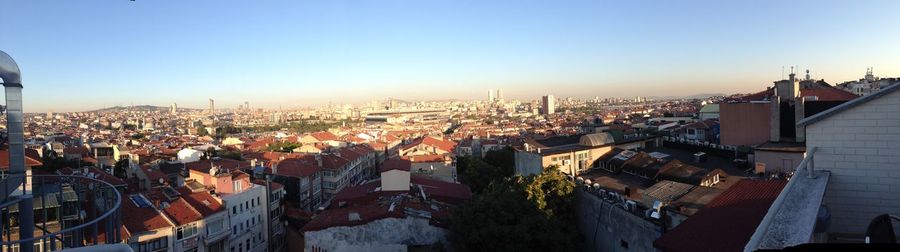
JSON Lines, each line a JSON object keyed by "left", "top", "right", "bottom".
{"left": 5, "top": 1, "right": 900, "bottom": 112}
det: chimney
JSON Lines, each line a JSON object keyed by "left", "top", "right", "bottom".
{"left": 272, "top": 163, "right": 278, "bottom": 175}
{"left": 795, "top": 96, "right": 807, "bottom": 142}
{"left": 315, "top": 154, "right": 323, "bottom": 167}
{"left": 769, "top": 96, "right": 781, "bottom": 142}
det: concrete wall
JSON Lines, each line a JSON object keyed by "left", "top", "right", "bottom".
{"left": 754, "top": 150, "right": 804, "bottom": 174}
{"left": 304, "top": 217, "right": 448, "bottom": 252}
{"left": 576, "top": 189, "right": 662, "bottom": 252}
{"left": 720, "top": 102, "right": 772, "bottom": 146}
{"left": 805, "top": 89, "right": 900, "bottom": 237}
{"left": 382, "top": 169, "right": 411, "bottom": 191}
{"left": 515, "top": 151, "right": 543, "bottom": 176}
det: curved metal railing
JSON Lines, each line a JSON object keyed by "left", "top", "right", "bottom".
{"left": 0, "top": 174, "right": 122, "bottom": 252}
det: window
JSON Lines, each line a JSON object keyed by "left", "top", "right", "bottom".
{"left": 620, "top": 240, "right": 629, "bottom": 250}
{"left": 207, "top": 218, "right": 225, "bottom": 236}
{"left": 232, "top": 206, "right": 236, "bottom": 214}
{"left": 233, "top": 180, "right": 242, "bottom": 192}
{"left": 132, "top": 236, "right": 168, "bottom": 252}
{"left": 176, "top": 223, "right": 199, "bottom": 240}
{"left": 246, "top": 239, "right": 250, "bottom": 250}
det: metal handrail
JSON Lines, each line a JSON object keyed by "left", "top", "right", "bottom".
{"left": 0, "top": 174, "right": 122, "bottom": 246}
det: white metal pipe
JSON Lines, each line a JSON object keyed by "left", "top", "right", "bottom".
{"left": 0, "top": 50, "right": 25, "bottom": 200}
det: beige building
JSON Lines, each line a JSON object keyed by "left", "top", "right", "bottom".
{"left": 515, "top": 133, "right": 659, "bottom": 176}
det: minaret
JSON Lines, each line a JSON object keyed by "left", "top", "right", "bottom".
{"left": 805, "top": 69, "right": 811, "bottom": 81}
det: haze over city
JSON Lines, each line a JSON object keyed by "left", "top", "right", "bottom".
{"left": 6, "top": 1, "right": 900, "bottom": 112}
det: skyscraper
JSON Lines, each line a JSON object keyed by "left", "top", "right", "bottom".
{"left": 208, "top": 98, "right": 215, "bottom": 115}
{"left": 541, "top": 95, "right": 555, "bottom": 115}
{"left": 488, "top": 89, "right": 495, "bottom": 102}
{"left": 496, "top": 89, "right": 504, "bottom": 101}
{"left": 171, "top": 102, "right": 177, "bottom": 114}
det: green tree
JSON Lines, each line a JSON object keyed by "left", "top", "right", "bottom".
{"left": 458, "top": 157, "right": 511, "bottom": 194}
{"left": 522, "top": 165, "right": 576, "bottom": 218}
{"left": 196, "top": 127, "right": 209, "bottom": 136}
{"left": 206, "top": 147, "right": 218, "bottom": 158}
{"left": 113, "top": 159, "right": 130, "bottom": 179}
{"left": 264, "top": 142, "right": 302, "bottom": 153}
{"left": 449, "top": 170, "right": 579, "bottom": 252}
{"left": 482, "top": 147, "right": 515, "bottom": 173}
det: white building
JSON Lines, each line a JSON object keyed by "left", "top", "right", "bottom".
{"left": 835, "top": 68, "right": 899, "bottom": 96}
{"left": 178, "top": 148, "right": 203, "bottom": 163}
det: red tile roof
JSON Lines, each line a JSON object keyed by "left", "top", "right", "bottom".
{"left": 161, "top": 197, "right": 204, "bottom": 226}
{"left": 139, "top": 165, "right": 167, "bottom": 183}
{"left": 176, "top": 187, "right": 225, "bottom": 217}
{"left": 400, "top": 136, "right": 457, "bottom": 153}
{"left": 653, "top": 179, "right": 788, "bottom": 252}
{"left": 320, "top": 154, "right": 348, "bottom": 170}
{"left": 0, "top": 149, "right": 44, "bottom": 170}
{"left": 380, "top": 158, "right": 411, "bottom": 172}
{"left": 310, "top": 131, "right": 339, "bottom": 142}
{"left": 121, "top": 194, "right": 173, "bottom": 234}
{"left": 185, "top": 158, "right": 251, "bottom": 174}
{"left": 306, "top": 176, "right": 472, "bottom": 232}
{"left": 272, "top": 156, "right": 321, "bottom": 178}
{"left": 400, "top": 154, "right": 447, "bottom": 163}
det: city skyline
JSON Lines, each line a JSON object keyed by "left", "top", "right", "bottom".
{"left": 4, "top": 0, "right": 900, "bottom": 112}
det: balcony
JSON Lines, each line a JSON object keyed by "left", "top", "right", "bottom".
{"left": 745, "top": 147, "right": 831, "bottom": 251}
{"left": 0, "top": 174, "right": 124, "bottom": 252}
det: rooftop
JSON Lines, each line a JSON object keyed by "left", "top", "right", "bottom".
{"left": 653, "top": 179, "right": 788, "bottom": 252}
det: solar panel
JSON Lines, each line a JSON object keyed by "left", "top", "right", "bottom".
{"left": 130, "top": 194, "right": 152, "bottom": 208}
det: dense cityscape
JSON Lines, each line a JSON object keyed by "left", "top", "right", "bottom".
{"left": 3, "top": 1, "right": 900, "bottom": 252}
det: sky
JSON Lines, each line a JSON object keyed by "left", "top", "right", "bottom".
{"left": 3, "top": 0, "right": 900, "bottom": 112}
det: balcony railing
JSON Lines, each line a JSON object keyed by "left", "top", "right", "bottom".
{"left": 0, "top": 174, "right": 122, "bottom": 252}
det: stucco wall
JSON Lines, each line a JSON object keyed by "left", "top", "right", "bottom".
{"left": 754, "top": 150, "right": 804, "bottom": 174}
{"left": 304, "top": 217, "right": 448, "bottom": 252}
{"left": 805, "top": 89, "right": 900, "bottom": 236}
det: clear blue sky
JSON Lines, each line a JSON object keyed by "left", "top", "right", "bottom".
{"left": 4, "top": 0, "right": 899, "bottom": 112}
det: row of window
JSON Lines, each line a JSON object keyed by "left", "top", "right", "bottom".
{"left": 231, "top": 214, "right": 263, "bottom": 236}
{"left": 176, "top": 223, "right": 199, "bottom": 240}
{"left": 231, "top": 197, "right": 263, "bottom": 214}
{"left": 130, "top": 236, "right": 168, "bottom": 252}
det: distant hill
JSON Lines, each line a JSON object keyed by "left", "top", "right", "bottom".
{"left": 85, "top": 105, "right": 201, "bottom": 113}
{"left": 649, "top": 93, "right": 728, "bottom": 100}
